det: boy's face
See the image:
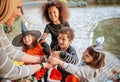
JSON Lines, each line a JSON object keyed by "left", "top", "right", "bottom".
{"left": 82, "top": 51, "right": 93, "bottom": 63}
{"left": 58, "top": 33, "right": 72, "bottom": 50}
{"left": 23, "top": 35, "right": 33, "bottom": 46}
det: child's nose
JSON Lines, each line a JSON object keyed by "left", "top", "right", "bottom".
{"left": 59, "top": 40, "right": 63, "bottom": 43}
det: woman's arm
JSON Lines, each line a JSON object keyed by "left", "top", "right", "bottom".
{"left": 0, "top": 47, "right": 41, "bottom": 80}
{"left": 0, "top": 26, "right": 40, "bottom": 63}
{"left": 0, "top": 47, "right": 51, "bottom": 80}
{"left": 48, "top": 56, "right": 94, "bottom": 80}
{"left": 21, "top": 53, "right": 40, "bottom": 63}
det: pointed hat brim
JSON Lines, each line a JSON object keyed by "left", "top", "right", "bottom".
{"left": 12, "top": 30, "right": 41, "bottom": 46}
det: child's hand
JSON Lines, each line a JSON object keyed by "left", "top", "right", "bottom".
{"left": 48, "top": 56, "right": 61, "bottom": 65}
{"left": 51, "top": 51, "right": 60, "bottom": 58}
{"left": 43, "top": 62, "right": 53, "bottom": 69}
{"left": 48, "top": 56, "right": 64, "bottom": 66}
{"left": 40, "top": 56, "right": 45, "bottom": 62}
{"left": 113, "top": 69, "right": 120, "bottom": 74}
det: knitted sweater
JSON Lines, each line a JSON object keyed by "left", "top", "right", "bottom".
{"left": 62, "top": 62, "right": 101, "bottom": 82}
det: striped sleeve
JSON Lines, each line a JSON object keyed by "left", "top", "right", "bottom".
{"left": 59, "top": 46, "right": 79, "bottom": 65}
{"left": 62, "top": 62, "right": 95, "bottom": 82}
{"left": 0, "top": 47, "right": 35, "bottom": 80}
{"left": 0, "top": 25, "right": 23, "bottom": 61}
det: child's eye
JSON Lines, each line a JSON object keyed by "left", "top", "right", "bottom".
{"left": 54, "top": 11, "right": 56, "bottom": 14}
{"left": 63, "top": 39, "right": 66, "bottom": 41}
{"left": 48, "top": 12, "right": 51, "bottom": 14}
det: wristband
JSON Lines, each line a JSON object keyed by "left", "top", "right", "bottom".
{"left": 39, "top": 63, "right": 44, "bottom": 69}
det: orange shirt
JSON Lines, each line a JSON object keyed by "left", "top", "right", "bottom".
{"left": 25, "top": 43, "right": 44, "bottom": 56}
{"left": 24, "top": 43, "right": 45, "bottom": 65}
{"left": 24, "top": 43, "right": 47, "bottom": 80}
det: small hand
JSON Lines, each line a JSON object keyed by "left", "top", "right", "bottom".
{"left": 40, "top": 56, "right": 45, "bottom": 62}
{"left": 51, "top": 51, "right": 60, "bottom": 57}
{"left": 48, "top": 56, "right": 64, "bottom": 66}
{"left": 48, "top": 56, "right": 59, "bottom": 65}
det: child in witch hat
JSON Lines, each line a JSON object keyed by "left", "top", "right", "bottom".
{"left": 12, "top": 20, "right": 50, "bottom": 82}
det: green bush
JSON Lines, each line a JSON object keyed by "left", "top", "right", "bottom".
{"left": 67, "top": 1, "right": 76, "bottom": 7}
{"left": 67, "top": 1, "right": 87, "bottom": 7}
{"left": 76, "top": 1, "right": 88, "bottom": 7}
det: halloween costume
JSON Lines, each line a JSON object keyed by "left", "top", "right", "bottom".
{"left": 24, "top": 43, "right": 47, "bottom": 80}
{"left": 12, "top": 21, "right": 47, "bottom": 81}
{"left": 0, "top": 24, "right": 35, "bottom": 81}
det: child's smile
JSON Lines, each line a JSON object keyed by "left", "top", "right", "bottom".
{"left": 48, "top": 6, "right": 60, "bottom": 24}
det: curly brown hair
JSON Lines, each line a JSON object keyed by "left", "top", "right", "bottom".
{"left": 58, "top": 27, "right": 74, "bottom": 40}
{"left": 41, "top": 0, "right": 69, "bottom": 24}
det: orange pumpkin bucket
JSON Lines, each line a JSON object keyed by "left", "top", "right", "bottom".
{"left": 65, "top": 75, "right": 80, "bottom": 82}
{"left": 50, "top": 68, "right": 62, "bottom": 80}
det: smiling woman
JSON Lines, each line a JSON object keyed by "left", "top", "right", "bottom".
{"left": 5, "top": 0, "right": 23, "bottom": 26}
{"left": 0, "top": 0, "right": 21, "bottom": 25}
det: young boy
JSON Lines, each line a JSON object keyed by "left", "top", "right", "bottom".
{"left": 51, "top": 27, "right": 79, "bottom": 82}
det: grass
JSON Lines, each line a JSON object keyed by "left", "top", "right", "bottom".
{"left": 93, "top": 18, "right": 120, "bottom": 58}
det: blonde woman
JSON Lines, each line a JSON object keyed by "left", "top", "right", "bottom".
{"left": 0, "top": 0, "right": 50, "bottom": 81}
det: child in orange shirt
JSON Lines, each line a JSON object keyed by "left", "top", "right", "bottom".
{"left": 12, "top": 21, "right": 50, "bottom": 82}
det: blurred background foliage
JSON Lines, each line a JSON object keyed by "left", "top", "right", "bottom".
{"left": 3, "top": 17, "right": 22, "bottom": 41}
{"left": 93, "top": 18, "right": 120, "bottom": 58}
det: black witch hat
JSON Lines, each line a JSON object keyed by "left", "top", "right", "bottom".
{"left": 12, "top": 21, "right": 41, "bottom": 46}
